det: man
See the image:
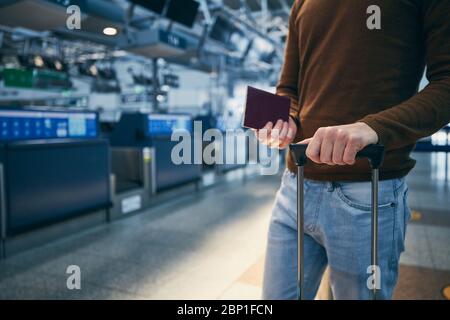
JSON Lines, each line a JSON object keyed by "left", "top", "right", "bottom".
{"left": 257, "top": 0, "right": 450, "bottom": 300}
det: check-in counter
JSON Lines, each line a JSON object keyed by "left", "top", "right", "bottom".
{"left": 194, "top": 114, "right": 218, "bottom": 173}
{"left": 215, "top": 117, "right": 248, "bottom": 173}
{"left": 106, "top": 112, "right": 202, "bottom": 208}
{"left": 0, "top": 109, "right": 110, "bottom": 257}
{"left": 101, "top": 115, "right": 151, "bottom": 220}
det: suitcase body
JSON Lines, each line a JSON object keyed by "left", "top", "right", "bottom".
{"left": 289, "top": 144, "right": 385, "bottom": 300}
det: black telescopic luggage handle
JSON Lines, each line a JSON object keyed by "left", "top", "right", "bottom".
{"left": 289, "top": 143, "right": 385, "bottom": 300}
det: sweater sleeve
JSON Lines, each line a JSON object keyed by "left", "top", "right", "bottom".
{"left": 360, "top": 0, "right": 450, "bottom": 150}
{"left": 276, "top": 1, "right": 301, "bottom": 122}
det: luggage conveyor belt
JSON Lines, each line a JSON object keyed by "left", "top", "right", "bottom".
{"left": 103, "top": 112, "right": 203, "bottom": 218}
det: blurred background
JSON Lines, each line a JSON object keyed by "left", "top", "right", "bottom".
{"left": 0, "top": 0, "right": 448, "bottom": 300}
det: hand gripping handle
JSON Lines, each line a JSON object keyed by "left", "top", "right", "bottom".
{"left": 289, "top": 144, "right": 385, "bottom": 169}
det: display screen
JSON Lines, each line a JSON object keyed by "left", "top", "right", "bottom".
{"left": 165, "top": 0, "right": 199, "bottom": 28}
{"left": 130, "top": 0, "right": 166, "bottom": 14}
{"left": 210, "top": 15, "right": 233, "bottom": 44}
{"left": 210, "top": 15, "right": 250, "bottom": 56}
{"left": 148, "top": 114, "right": 192, "bottom": 136}
{"left": 0, "top": 110, "right": 98, "bottom": 141}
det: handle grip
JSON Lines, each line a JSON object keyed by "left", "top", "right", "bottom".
{"left": 289, "top": 143, "right": 385, "bottom": 169}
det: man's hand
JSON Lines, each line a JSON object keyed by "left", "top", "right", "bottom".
{"left": 254, "top": 117, "right": 297, "bottom": 149}
{"left": 300, "top": 122, "right": 378, "bottom": 165}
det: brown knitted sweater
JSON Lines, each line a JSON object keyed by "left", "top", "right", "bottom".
{"left": 278, "top": 0, "right": 450, "bottom": 181}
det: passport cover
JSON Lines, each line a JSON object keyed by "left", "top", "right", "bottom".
{"left": 243, "top": 86, "right": 290, "bottom": 130}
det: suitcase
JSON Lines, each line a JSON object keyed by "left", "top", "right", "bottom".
{"left": 289, "top": 143, "right": 385, "bottom": 300}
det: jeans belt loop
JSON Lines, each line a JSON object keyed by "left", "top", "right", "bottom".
{"left": 327, "top": 182, "right": 336, "bottom": 192}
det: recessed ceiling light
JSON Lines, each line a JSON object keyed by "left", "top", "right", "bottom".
{"left": 34, "top": 55, "right": 44, "bottom": 68}
{"left": 54, "top": 61, "right": 63, "bottom": 71}
{"left": 89, "top": 65, "right": 98, "bottom": 77}
{"left": 103, "top": 27, "right": 117, "bottom": 36}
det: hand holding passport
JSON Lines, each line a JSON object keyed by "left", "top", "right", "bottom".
{"left": 243, "top": 86, "right": 297, "bottom": 149}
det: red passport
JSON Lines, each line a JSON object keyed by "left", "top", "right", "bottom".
{"left": 243, "top": 86, "right": 290, "bottom": 130}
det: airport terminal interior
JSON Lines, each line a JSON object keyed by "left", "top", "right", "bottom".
{"left": 0, "top": 0, "right": 449, "bottom": 300}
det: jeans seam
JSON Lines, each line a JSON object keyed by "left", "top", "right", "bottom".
{"left": 389, "top": 182, "right": 399, "bottom": 269}
{"left": 403, "top": 188, "right": 410, "bottom": 235}
{"left": 393, "top": 178, "right": 406, "bottom": 193}
{"left": 308, "top": 184, "right": 325, "bottom": 232}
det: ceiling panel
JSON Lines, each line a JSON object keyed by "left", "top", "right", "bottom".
{"left": 0, "top": 0, "right": 68, "bottom": 31}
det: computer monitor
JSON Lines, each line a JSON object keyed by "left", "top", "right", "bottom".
{"left": 165, "top": 0, "right": 200, "bottom": 28}
{"left": 210, "top": 15, "right": 251, "bottom": 58}
{"left": 130, "top": 0, "right": 166, "bottom": 14}
{"left": 210, "top": 15, "right": 234, "bottom": 44}
{"left": 148, "top": 114, "right": 192, "bottom": 137}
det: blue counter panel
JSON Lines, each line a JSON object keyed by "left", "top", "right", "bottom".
{"left": 3, "top": 139, "right": 110, "bottom": 235}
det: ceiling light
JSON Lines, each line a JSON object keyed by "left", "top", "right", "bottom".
{"left": 54, "top": 61, "right": 63, "bottom": 71}
{"left": 103, "top": 27, "right": 118, "bottom": 36}
{"left": 89, "top": 65, "right": 98, "bottom": 77}
{"left": 34, "top": 55, "right": 44, "bottom": 68}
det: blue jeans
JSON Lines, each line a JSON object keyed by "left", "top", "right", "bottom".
{"left": 262, "top": 170, "right": 410, "bottom": 300}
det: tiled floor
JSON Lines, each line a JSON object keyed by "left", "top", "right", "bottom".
{"left": 0, "top": 153, "right": 449, "bottom": 300}
{"left": 0, "top": 172, "right": 276, "bottom": 300}
{"left": 392, "top": 153, "right": 450, "bottom": 299}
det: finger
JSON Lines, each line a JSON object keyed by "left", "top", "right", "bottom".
{"left": 342, "top": 139, "right": 361, "bottom": 165}
{"left": 270, "top": 120, "right": 284, "bottom": 145}
{"left": 332, "top": 133, "right": 347, "bottom": 165}
{"left": 257, "top": 122, "right": 273, "bottom": 144}
{"left": 320, "top": 129, "right": 335, "bottom": 165}
{"left": 257, "top": 128, "right": 270, "bottom": 144}
{"left": 278, "top": 122, "right": 289, "bottom": 144}
{"left": 273, "top": 119, "right": 283, "bottom": 131}
{"left": 298, "top": 137, "right": 312, "bottom": 145}
{"left": 306, "top": 133, "right": 323, "bottom": 164}
{"left": 262, "top": 121, "right": 273, "bottom": 134}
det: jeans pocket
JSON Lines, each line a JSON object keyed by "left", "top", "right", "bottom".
{"left": 335, "top": 181, "right": 396, "bottom": 212}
